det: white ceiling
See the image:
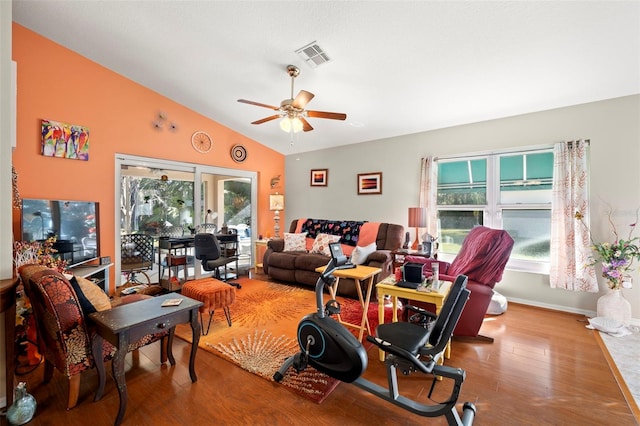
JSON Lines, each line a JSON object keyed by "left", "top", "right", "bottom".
{"left": 12, "top": 1, "right": 640, "bottom": 155}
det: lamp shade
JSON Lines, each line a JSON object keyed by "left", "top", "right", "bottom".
{"left": 269, "top": 194, "right": 284, "bottom": 211}
{"left": 408, "top": 207, "right": 427, "bottom": 228}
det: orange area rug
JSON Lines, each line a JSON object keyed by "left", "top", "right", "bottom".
{"left": 173, "top": 277, "right": 398, "bottom": 403}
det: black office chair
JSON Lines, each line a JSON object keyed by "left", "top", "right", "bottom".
{"left": 194, "top": 233, "right": 241, "bottom": 289}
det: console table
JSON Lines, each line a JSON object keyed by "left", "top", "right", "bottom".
{"left": 90, "top": 293, "right": 202, "bottom": 426}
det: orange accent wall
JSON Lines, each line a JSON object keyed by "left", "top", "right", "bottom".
{"left": 11, "top": 24, "right": 284, "bottom": 279}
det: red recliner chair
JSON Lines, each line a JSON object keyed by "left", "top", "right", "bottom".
{"left": 405, "top": 225, "right": 514, "bottom": 342}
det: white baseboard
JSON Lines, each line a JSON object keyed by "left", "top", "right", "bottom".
{"left": 508, "top": 297, "right": 640, "bottom": 326}
{"left": 508, "top": 296, "right": 596, "bottom": 316}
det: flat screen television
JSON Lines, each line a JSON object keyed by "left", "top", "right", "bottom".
{"left": 21, "top": 198, "right": 100, "bottom": 268}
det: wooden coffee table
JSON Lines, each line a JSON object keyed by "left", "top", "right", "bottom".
{"left": 315, "top": 264, "right": 381, "bottom": 342}
{"left": 375, "top": 275, "right": 452, "bottom": 362}
{"left": 90, "top": 293, "right": 202, "bottom": 426}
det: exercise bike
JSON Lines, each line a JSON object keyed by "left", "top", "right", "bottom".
{"left": 274, "top": 242, "right": 476, "bottom": 426}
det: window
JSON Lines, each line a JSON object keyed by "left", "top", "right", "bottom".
{"left": 436, "top": 149, "right": 553, "bottom": 273}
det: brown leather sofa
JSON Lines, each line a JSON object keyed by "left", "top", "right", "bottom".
{"left": 263, "top": 219, "right": 404, "bottom": 298}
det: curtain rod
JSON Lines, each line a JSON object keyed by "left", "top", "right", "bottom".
{"left": 565, "top": 139, "right": 590, "bottom": 147}
{"left": 427, "top": 139, "right": 590, "bottom": 162}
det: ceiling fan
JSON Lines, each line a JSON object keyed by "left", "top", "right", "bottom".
{"left": 237, "top": 65, "right": 347, "bottom": 133}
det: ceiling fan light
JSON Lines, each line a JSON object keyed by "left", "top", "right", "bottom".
{"left": 279, "top": 118, "right": 291, "bottom": 132}
{"left": 292, "top": 117, "right": 303, "bottom": 133}
{"left": 280, "top": 117, "right": 303, "bottom": 133}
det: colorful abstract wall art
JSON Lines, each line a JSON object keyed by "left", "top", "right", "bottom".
{"left": 41, "top": 119, "right": 90, "bottom": 161}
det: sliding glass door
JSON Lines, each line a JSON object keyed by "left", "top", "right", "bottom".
{"left": 116, "top": 154, "right": 257, "bottom": 287}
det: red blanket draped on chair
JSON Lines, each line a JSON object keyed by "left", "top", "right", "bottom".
{"left": 447, "top": 226, "right": 514, "bottom": 286}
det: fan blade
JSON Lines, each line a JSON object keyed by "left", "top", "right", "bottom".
{"left": 292, "top": 90, "right": 315, "bottom": 109}
{"left": 306, "top": 110, "right": 347, "bottom": 121}
{"left": 251, "top": 115, "right": 281, "bottom": 125}
{"left": 238, "top": 99, "right": 279, "bottom": 110}
{"left": 299, "top": 117, "right": 314, "bottom": 132}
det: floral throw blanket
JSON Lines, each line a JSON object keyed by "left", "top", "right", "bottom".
{"left": 300, "top": 219, "right": 366, "bottom": 246}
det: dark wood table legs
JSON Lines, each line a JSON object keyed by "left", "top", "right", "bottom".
{"left": 188, "top": 310, "right": 200, "bottom": 382}
{"left": 90, "top": 294, "right": 202, "bottom": 426}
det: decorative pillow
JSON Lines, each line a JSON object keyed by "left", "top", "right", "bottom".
{"left": 69, "top": 275, "right": 112, "bottom": 315}
{"left": 283, "top": 232, "right": 308, "bottom": 252}
{"left": 310, "top": 233, "right": 342, "bottom": 256}
{"left": 358, "top": 222, "right": 381, "bottom": 247}
{"left": 350, "top": 242, "right": 377, "bottom": 265}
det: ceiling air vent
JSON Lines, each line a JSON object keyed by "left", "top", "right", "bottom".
{"left": 295, "top": 41, "right": 331, "bottom": 68}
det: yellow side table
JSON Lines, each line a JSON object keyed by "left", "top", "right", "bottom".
{"left": 254, "top": 239, "right": 269, "bottom": 274}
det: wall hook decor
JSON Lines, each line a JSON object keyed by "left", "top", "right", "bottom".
{"left": 152, "top": 111, "right": 178, "bottom": 132}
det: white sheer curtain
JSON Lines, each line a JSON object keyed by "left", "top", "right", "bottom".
{"left": 549, "top": 140, "right": 597, "bottom": 291}
{"left": 419, "top": 157, "right": 439, "bottom": 238}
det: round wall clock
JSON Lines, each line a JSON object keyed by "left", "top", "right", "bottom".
{"left": 230, "top": 144, "right": 248, "bottom": 162}
{"left": 191, "top": 131, "right": 213, "bottom": 153}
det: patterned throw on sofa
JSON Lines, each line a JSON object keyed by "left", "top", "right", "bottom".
{"left": 300, "top": 218, "right": 366, "bottom": 246}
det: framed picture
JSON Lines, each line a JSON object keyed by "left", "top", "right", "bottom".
{"left": 41, "top": 119, "right": 90, "bottom": 161}
{"left": 310, "top": 169, "right": 328, "bottom": 187}
{"left": 357, "top": 172, "right": 382, "bottom": 195}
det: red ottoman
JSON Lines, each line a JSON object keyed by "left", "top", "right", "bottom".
{"left": 182, "top": 278, "right": 236, "bottom": 335}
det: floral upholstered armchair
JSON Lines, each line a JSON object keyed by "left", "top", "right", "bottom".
{"left": 18, "top": 264, "right": 168, "bottom": 409}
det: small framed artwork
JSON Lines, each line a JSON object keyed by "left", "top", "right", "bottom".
{"left": 41, "top": 119, "right": 90, "bottom": 161}
{"left": 357, "top": 172, "right": 382, "bottom": 195}
{"left": 310, "top": 169, "right": 328, "bottom": 187}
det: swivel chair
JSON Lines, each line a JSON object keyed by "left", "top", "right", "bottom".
{"left": 194, "top": 233, "right": 241, "bottom": 289}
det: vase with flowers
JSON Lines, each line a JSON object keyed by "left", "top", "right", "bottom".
{"left": 13, "top": 237, "right": 69, "bottom": 274}
{"left": 576, "top": 209, "right": 639, "bottom": 323}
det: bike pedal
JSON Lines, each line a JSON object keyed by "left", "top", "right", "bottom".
{"left": 325, "top": 299, "right": 341, "bottom": 315}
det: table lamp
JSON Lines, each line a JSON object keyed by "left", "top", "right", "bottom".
{"left": 408, "top": 207, "right": 427, "bottom": 250}
{"left": 269, "top": 193, "right": 285, "bottom": 238}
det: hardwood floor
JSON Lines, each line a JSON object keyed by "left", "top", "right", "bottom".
{"left": 5, "top": 300, "right": 636, "bottom": 425}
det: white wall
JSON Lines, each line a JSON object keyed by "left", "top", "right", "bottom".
{"left": 285, "top": 95, "right": 640, "bottom": 319}
{"left": 0, "top": 0, "right": 13, "bottom": 408}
